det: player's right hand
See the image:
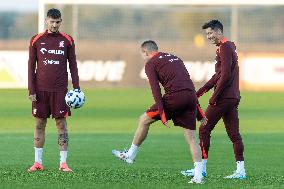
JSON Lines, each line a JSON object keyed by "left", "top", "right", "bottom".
{"left": 28, "top": 94, "right": 37, "bottom": 102}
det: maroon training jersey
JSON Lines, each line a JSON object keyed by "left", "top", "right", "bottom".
{"left": 28, "top": 30, "right": 80, "bottom": 95}
{"left": 145, "top": 52, "right": 196, "bottom": 123}
{"left": 196, "top": 38, "right": 240, "bottom": 104}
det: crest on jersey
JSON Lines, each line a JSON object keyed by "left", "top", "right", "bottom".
{"left": 59, "top": 41, "right": 64, "bottom": 48}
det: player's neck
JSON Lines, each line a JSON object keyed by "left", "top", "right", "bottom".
{"left": 217, "top": 36, "right": 227, "bottom": 46}
{"left": 47, "top": 30, "right": 59, "bottom": 34}
{"left": 149, "top": 51, "right": 159, "bottom": 58}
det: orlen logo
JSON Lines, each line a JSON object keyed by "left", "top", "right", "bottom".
{"left": 43, "top": 58, "right": 60, "bottom": 65}
{"left": 40, "top": 48, "right": 64, "bottom": 55}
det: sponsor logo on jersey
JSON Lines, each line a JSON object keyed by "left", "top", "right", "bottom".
{"left": 40, "top": 48, "right": 47, "bottom": 54}
{"left": 43, "top": 58, "right": 60, "bottom": 65}
{"left": 33, "top": 108, "right": 37, "bottom": 115}
{"left": 59, "top": 41, "right": 64, "bottom": 48}
{"left": 41, "top": 42, "right": 45, "bottom": 45}
{"left": 169, "top": 58, "right": 179, "bottom": 62}
{"left": 48, "top": 49, "right": 64, "bottom": 55}
{"left": 40, "top": 48, "right": 64, "bottom": 55}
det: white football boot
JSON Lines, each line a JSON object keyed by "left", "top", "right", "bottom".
{"left": 224, "top": 170, "right": 246, "bottom": 179}
{"left": 188, "top": 175, "right": 204, "bottom": 184}
{"left": 112, "top": 149, "right": 134, "bottom": 164}
{"left": 181, "top": 169, "right": 207, "bottom": 177}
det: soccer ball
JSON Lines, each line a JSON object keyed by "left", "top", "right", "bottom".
{"left": 65, "top": 89, "right": 85, "bottom": 109}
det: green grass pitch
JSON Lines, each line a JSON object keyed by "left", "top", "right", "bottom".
{"left": 0, "top": 89, "right": 283, "bottom": 188}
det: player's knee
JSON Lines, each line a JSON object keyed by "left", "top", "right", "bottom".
{"left": 184, "top": 129, "right": 197, "bottom": 143}
{"left": 138, "top": 114, "right": 146, "bottom": 124}
{"left": 58, "top": 133, "right": 69, "bottom": 146}
{"left": 56, "top": 119, "right": 66, "bottom": 131}
{"left": 138, "top": 114, "right": 151, "bottom": 127}
{"left": 35, "top": 124, "right": 45, "bottom": 131}
{"left": 34, "top": 137, "right": 41, "bottom": 142}
{"left": 35, "top": 119, "right": 47, "bottom": 130}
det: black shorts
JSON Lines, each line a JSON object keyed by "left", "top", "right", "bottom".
{"left": 32, "top": 91, "right": 71, "bottom": 119}
{"left": 146, "top": 90, "right": 197, "bottom": 130}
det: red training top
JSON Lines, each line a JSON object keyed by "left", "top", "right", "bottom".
{"left": 28, "top": 30, "right": 80, "bottom": 95}
{"left": 196, "top": 38, "right": 240, "bottom": 105}
{"left": 145, "top": 52, "right": 198, "bottom": 123}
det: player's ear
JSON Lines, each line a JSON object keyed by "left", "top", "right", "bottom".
{"left": 145, "top": 50, "right": 149, "bottom": 56}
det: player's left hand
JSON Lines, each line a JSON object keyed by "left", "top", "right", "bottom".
{"left": 28, "top": 94, "right": 37, "bottom": 102}
{"left": 201, "top": 116, "right": 208, "bottom": 126}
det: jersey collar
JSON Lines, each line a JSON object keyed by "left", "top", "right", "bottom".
{"left": 46, "top": 30, "right": 60, "bottom": 36}
{"left": 152, "top": 51, "right": 160, "bottom": 58}
{"left": 217, "top": 37, "right": 229, "bottom": 46}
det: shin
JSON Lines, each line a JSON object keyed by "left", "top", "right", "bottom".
{"left": 56, "top": 118, "right": 68, "bottom": 151}
{"left": 34, "top": 118, "right": 47, "bottom": 148}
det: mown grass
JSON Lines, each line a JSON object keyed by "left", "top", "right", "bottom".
{"left": 0, "top": 89, "right": 283, "bottom": 188}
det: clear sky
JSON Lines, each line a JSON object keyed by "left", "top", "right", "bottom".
{"left": 0, "top": 0, "right": 38, "bottom": 12}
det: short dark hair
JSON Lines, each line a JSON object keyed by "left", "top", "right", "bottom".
{"left": 202, "top": 20, "right": 223, "bottom": 33}
{"left": 141, "top": 40, "right": 158, "bottom": 52}
{"left": 47, "top": 8, "right": 61, "bottom": 19}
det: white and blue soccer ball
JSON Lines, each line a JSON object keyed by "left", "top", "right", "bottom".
{"left": 65, "top": 89, "right": 85, "bottom": 109}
